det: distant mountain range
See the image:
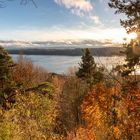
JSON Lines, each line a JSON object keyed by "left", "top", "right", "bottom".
{"left": 0, "top": 39, "right": 125, "bottom": 56}
{"left": 7, "top": 47, "right": 124, "bottom": 57}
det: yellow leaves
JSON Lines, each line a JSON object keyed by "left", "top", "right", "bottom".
{"left": 113, "top": 126, "right": 121, "bottom": 139}
{"left": 66, "top": 127, "right": 96, "bottom": 140}
{"left": 91, "top": 105, "right": 102, "bottom": 127}
{"left": 0, "top": 90, "right": 58, "bottom": 140}
{"left": 83, "top": 104, "right": 103, "bottom": 128}
{"left": 26, "top": 110, "right": 31, "bottom": 117}
{"left": 82, "top": 83, "right": 112, "bottom": 132}
{"left": 81, "top": 83, "right": 125, "bottom": 139}
{"left": 0, "top": 108, "right": 3, "bottom": 116}
{"left": 99, "top": 96, "right": 106, "bottom": 102}
{"left": 116, "top": 108, "right": 121, "bottom": 118}
{"left": 81, "top": 80, "right": 140, "bottom": 139}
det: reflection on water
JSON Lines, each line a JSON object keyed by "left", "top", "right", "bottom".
{"left": 11, "top": 55, "right": 124, "bottom": 74}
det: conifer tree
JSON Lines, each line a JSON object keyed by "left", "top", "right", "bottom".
{"left": 76, "top": 48, "right": 103, "bottom": 86}
{"left": 109, "top": 0, "right": 140, "bottom": 78}
{"left": 109, "top": 1, "right": 140, "bottom": 139}
{"left": 0, "top": 46, "right": 15, "bottom": 108}
{"left": 109, "top": 0, "right": 140, "bottom": 33}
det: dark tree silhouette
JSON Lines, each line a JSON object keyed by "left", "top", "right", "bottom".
{"left": 109, "top": 0, "right": 140, "bottom": 33}
{"left": 76, "top": 48, "right": 104, "bottom": 87}
{"left": 109, "top": 0, "right": 140, "bottom": 78}
{"left": 0, "top": 46, "right": 16, "bottom": 109}
{"left": 109, "top": 2, "right": 140, "bottom": 139}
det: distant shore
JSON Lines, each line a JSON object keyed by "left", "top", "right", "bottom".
{"left": 7, "top": 47, "right": 124, "bottom": 57}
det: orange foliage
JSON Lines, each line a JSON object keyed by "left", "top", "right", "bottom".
{"left": 81, "top": 82, "right": 140, "bottom": 139}
{"left": 81, "top": 83, "right": 122, "bottom": 139}
{"left": 82, "top": 83, "right": 111, "bottom": 127}
{"left": 65, "top": 127, "right": 96, "bottom": 140}
{"left": 12, "top": 55, "right": 48, "bottom": 88}
{"left": 121, "top": 85, "right": 140, "bottom": 139}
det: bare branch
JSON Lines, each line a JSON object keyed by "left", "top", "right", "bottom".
{"left": 20, "top": 0, "right": 37, "bottom": 8}
{"left": 0, "top": 0, "right": 37, "bottom": 8}
{"left": 0, "top": 1, "right": 6, "bottom": 8}
{"left": 30, "top": 0, "right": 37, "bottom": 8}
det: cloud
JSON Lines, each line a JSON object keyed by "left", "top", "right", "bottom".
{"left": 54, "top": 0, "right": 93, "bottom": 16}
{"left": 90, "top": 16, "right": 101, "bottom": 24}
{"left": 1, "top": 39, "right": 120, "bottom": 50}
{"left": 0, "top": 25, "right": 128, "bottom": 43}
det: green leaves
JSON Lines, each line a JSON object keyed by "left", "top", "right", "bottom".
{"left": 76, "top": 48, "right": 104, "bottom": 87}
{"left": 109, "top": 0, "right": 140, "bottom": 80}
{"left": 0, "top": 46, "right": 16, "bottom": 109}
{"left": 109, "top": 0, "right": 140, "bottom": 33}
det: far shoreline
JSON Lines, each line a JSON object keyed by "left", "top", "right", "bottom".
{"left": 7, "top": 47, "right": 124, "bottom": 57}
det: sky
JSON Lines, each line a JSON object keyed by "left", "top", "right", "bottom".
{"left": 0, "top": 0, "right": 135, "bottom": 42}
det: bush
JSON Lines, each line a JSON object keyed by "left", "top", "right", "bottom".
{"left": 55, "top": 76, "right": 88, "bottom": 135}
{"left": 0, "top": 46, "right": 16, "bottom": 109}
{"left": 0, "top": 88, "right": 59, "bottom": 140}
{"left": 11, "top": 55, "right": 48, "bottom": 89}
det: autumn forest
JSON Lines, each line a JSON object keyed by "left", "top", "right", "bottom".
{"left": 0, "top": 0, "right": 140, "bottom": 140}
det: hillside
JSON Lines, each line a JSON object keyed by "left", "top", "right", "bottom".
{"left": 7, "top": 47, "right": 124, "bottom": 57}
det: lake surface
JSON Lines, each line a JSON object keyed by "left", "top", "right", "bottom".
{"left": 11, "top": 55, "right": 124, "bottom": 74}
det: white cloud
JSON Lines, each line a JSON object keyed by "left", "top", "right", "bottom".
{"left": 0, "top": 26, "right": 129, "bottom": 43}
{"left": 90, "top": 16, "right": 101, "bottom": 24}
{"left": 54, "top": 0, "right": 93, "bottom": 16}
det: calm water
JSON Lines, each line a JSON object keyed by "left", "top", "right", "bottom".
{"left": 11, "top": 55, "right": 124, "bottom": 74}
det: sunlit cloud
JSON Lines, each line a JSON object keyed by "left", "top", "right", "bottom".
{"left": 54, "top": 0, "right": 93, "bottom": 16}
{"left": 0, "top": 26, "right": 131, "bottom": 44}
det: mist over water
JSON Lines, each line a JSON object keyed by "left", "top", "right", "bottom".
{"left": 11, "top": 55, "right": 124, "bottom": 74}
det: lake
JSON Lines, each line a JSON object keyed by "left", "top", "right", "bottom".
{"left": 11, "top": 55, "right": 124, "bottom": 74}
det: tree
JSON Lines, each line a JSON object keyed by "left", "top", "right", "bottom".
{"left": 109, "top": 0, "right": 140, "bottom": 79}
{"left": 0, "top": 46, "right": 15, "bottom": 109}
{"left": 11, "top": 54, "right": 48, "bottom": 89}
{"left": 81, "top": 83, "right": 122, "bottom": 140}
{"left": 115, "top": 40, "right": 140, "bottom": 78}
{"left": 109, "top": 0, "right": 140, "bottom": 33}
{"left": 76, "top": 48, "right": 103, "bottom": 86}
{"left": 109, "top": 1, "right": 140, "bottom": 139}
{"left": 0, "top": 89, "right": 59, "bottom": 139}
{"left": 55, "top": 76, "right": 87, "bottom": 135}
{"left": 0, "top": 0, "right": 37, "bottom": 8}
{"left": 0, "top": 46, "right": 13, "bottom": 86}
{"left": 65, "top": 127, "right": 96, "bottom": 140}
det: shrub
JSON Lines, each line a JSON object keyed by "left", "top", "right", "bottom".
{"left": 11, "top": 55, "right": 48, "bottom": 89}
{"left": 0, "top": 86, "right": 59, "bottom": 140}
